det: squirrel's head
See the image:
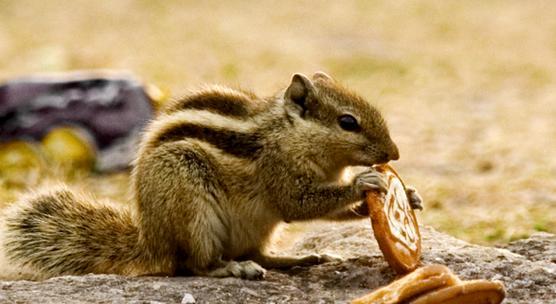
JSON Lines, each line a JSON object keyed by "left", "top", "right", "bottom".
{"left": 283, "top": 72, "right": 399, "bottom": 169}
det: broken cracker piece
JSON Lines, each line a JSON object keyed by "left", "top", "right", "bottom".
{"left": 351, "top": 264, "right": 459, "bottom": 304}
{"left": 409, "top": 279, "right": 505, "bottom": 304}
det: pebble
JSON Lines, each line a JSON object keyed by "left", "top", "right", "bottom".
{"left": 181, "top": 293, "right": 196, "bottom": 304}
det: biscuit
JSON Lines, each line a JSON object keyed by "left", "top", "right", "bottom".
{"left": 409, "top": 279, "right": 506, "bottom": 304}
{"left": 351, "top": 264, "right": 459, "bottom": 304}
{"left": 366, "top": 164, "right": 421, "bottom": 274}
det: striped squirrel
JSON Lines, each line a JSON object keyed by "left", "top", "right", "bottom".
{"left": 0, "top": 72, "right": 422, "bottom": 280}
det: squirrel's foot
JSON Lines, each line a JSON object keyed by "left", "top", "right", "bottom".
{"left": 280, "top": 253, "right": 343, "bottom": 267}
{"left": 405, "top": 186, "right": 423, "bottom": 210}
{"left": 251, "top": 252, "right": 343, "bottom": 269}
{"left": 207, "top": 260, "right": 266, "bottom": 280}
{"left": 291, "top": 253, "right": 344, "bottom": 267}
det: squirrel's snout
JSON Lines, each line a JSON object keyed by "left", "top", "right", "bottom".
{"left": 381, "top": 143, "right": 399, "bottom": 162}
{"left": 370, "top": 143, "right": 399, "bottom": 164}
{"left": 389, "top": 145, "right": 400, "bottom": 161}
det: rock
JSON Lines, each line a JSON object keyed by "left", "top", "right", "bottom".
{"left": 181, "top": 293, "right": 196, "bottom": 304}
{"left": 0, "top": 71, "right": 155, "bottom": 172}
{"left": 501, "top": 232, "right": 556, "bottom": 264}
{"left": 0, "top": 222, "right": 554, "bottom": 303}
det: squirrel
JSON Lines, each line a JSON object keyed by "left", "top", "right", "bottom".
{"left": 0, "top": 72, "right": 422, "bottom": 280}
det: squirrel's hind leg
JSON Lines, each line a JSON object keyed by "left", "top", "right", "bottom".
{"left": 178, "top": 205, "right": 266, "bottom": 280}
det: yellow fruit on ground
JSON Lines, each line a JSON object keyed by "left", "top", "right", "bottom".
{"left": 0, "top": 141, "right": 44, "bottom": 186}
{"left": 41, "top": 126, "right": 96, "bottom": 172}
{"left": 145, "top": 83, "right": 171, "bottom": 110}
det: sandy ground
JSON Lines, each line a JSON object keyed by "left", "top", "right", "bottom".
{"left": 0, "top": 224, "right": 554, "bottom": 303}
{"left": 0, "top": 0, "right": 555, "bottom": 244}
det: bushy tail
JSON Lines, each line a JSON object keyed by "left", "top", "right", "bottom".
{"left": 0, "top": 188, "right": 150, "bottom": 280}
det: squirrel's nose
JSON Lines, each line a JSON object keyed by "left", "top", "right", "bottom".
{"left": 387, "top": 144, "right": 400, "bottom": 161}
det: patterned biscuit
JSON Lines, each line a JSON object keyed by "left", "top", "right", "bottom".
{"left": 367, "top": 164, "right": 421, "bottom": 274}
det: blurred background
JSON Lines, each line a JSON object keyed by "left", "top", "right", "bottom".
{"left": 0, "top": 0, "right": 555, "bottom": 245}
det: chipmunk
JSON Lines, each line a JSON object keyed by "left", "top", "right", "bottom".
{"left": 0, "top": 72, "right": 422, "bottom": 281}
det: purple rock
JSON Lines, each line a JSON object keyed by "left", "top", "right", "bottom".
{"left": 0, "top": 71, "right": 155, "bottom": 170}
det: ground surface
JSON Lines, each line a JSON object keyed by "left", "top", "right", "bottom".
{"left": 1, "top": 1, "right": 556, "bottom": 244}
{"left": 0, "top": 222, "right": 554, "bottom": 303}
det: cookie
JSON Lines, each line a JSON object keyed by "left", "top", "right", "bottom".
{"left": 366, "top": 164, "right": 421, "bottom": 274}
{"left": 351, "top": 264, "right": 459, "bottom": 304}
{"left": 409, "top": 279, "right": 506, "bottom": 304}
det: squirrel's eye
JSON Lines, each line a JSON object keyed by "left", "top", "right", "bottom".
{"left": 338, "top": 114, "right": 360, "bottom": 132}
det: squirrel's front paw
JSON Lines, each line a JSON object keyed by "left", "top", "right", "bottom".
{"left": 354, "top": 169, "right": 388, "bottom": 198}
{"left": 405, "top": 186, "right": 423, "bottom": 210}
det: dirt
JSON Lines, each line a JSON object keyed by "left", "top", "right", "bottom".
{"left": 0, "top": 222, "right": 554, "bottom": 303}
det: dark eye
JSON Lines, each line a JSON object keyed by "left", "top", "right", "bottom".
{"left": 338, "top": 114, "right": 360, "bottom": 132}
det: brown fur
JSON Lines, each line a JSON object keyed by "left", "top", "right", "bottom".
{"left": 0, "top": 72, "right": 404, "bottom": 280}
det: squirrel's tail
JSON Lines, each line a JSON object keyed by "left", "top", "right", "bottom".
{"left": 0, "top": 187, "right": 159, "bottom": 280}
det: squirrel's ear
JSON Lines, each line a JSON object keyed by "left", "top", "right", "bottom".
{"left": 285, "top": 73, "right": 316, "bottom": 116}
{"left": 312, "top": 71, "right": 333, "bottom": 81}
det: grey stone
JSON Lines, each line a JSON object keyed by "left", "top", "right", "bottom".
{"left": 181, "top": 293, "right": 195, "bottom": 304}
{"left": 0, "top": 222, "right": 554, "bottom": 303}
{"left": 501, "top": 232, "right": 556, "bottom": 264}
